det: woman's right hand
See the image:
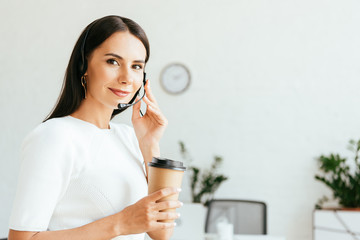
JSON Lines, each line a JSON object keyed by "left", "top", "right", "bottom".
{"left": 115, "top": 187, "right": 182, "bottom": 235}
{"left": 8, "top": 188, "right": 182, "bottom": 240}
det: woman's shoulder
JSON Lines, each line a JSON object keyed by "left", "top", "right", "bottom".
{"left": 24, "top": 116, "right": 94, "bottom": 146}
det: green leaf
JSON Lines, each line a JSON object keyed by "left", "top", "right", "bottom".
{"left": 315, "top": 139, "right": 360, "bottom": 208}
{"left": 178, "top": 141, "right": 229, "bottom": 205}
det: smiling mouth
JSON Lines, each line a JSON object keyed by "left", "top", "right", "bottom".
{"left": 109, "top": 88, "right": 131, "bottom": 97}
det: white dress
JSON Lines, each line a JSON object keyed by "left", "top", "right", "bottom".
{"left": 9, "top": 116, "right": 148, "bottom": 240}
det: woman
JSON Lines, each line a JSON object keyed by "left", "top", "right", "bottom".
{"left": 8, "top": 15, "right": 181, "bottom": 240}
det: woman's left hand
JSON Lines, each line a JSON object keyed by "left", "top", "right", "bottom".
{"left": 132, "top": 79, "right": 168, "bottom": 151}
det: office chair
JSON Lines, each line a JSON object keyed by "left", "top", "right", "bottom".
{"left": 205, "top": 199, "right": 267, "bottom": 235}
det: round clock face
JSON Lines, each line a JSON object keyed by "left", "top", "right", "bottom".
{"left": 160, "top": 63, "right": 191, "bottom": 94}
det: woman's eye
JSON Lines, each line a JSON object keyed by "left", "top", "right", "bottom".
{"left": 133, "top": 64, "right": 143, "bottom": 70}
{"left": 106, "top": 59, "right": 119, "bottom": 66}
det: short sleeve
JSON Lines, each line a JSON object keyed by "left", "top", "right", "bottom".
{"left": 9, "top": 123, "right": 75, "bottom": 231}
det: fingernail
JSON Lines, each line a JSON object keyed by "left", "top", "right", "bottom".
{"left": 180, "top": 202, "right": 184, "bottom": 206}
{"left": 176, "top": 188, "right": 182, "bottom": 192}
{"left": 173, "top": 222, "right": 177, "bottom": 227}
{"left": 177, "top": 213, "right": 181, "bottom": 217}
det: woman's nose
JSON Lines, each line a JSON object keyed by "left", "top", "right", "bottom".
{"left": 118, "top": 67, "right": 133, "bottom": 84}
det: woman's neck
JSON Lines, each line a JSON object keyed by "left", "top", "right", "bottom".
{"left": 70, "top": 98, "right": 113, "bottom": 129}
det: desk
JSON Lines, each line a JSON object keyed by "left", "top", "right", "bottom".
{"left": 169, "top": 203, "right": 286, "bottom": 240}
{"left": 169, "top": 234, "right": 285, "bottom": 240}
{"left": 204, "top": 234, "right": 285, "bottom": 240}
{"left": 313, "top": 209, "right": 360, "bottom": 240}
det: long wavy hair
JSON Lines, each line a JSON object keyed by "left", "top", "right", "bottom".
{"left": 44, "top": 15, "right": 150, "bottom": 122}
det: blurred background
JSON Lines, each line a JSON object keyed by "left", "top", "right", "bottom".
{"left": 1, "top": 0, "right": 360, "bottom": 239}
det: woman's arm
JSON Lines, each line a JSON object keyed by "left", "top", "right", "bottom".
{"left": 8, "top": 188, "right": 181, "bottom": 240}
{"left": 132, "top": 80, "right": 168, "bottom": 178}
{"left": 131, "top": 80, "right": 179, "bottom": 240}
{"left": 9, "top": 213, "right": 120, "bottom": 240}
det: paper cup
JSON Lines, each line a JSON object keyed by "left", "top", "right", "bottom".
{"left": 148, "top": 157, "right": 186, "bottom": 222}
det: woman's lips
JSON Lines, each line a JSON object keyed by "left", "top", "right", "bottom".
{"left": 109, "top": 88, "right": 130, "bottom": 97}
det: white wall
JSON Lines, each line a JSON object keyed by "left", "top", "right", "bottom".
{"left": 1, "top": 0, "right": 360, "bottom": 239}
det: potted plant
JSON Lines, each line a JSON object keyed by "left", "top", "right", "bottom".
{"left": 313, "top": 139, "right": 360, "bottom": 240}
{"left": 179, "top": 141, "right": 228, "bottom": 206}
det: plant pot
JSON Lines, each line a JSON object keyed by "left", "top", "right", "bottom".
{"left": 172, "top": 202, "right": 207, "bottom": 240}
{"left": 313, "top": 208, "right": 360, "bottom": 240}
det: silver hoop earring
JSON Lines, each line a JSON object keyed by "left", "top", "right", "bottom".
{"left": 81, "top": 75, "right": 87, "bottom": 99}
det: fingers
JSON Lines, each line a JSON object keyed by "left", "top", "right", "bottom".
{"left": 144, "top": 80, "right": 159, "bottom": 105}
{"left": 152, "top": 221, "right": 177, "bottom": 230}
{"left": 142, "top": 95, "right": 157, "bottom": 110}
{"left": 132, "top": 79, "right": 165, "bottom": 122}
{"left": 142, "top": 95, "right": 168, "bottom": 126}
{"left": 131, "top": 96, "right": 142, "bottom": 120}
{"left": 154, "top": 200, "right": 183, "bottom": 211}
{"left": 143, "top": 80, "right": 163, "bottom": 117}
{"left": 148, "top": 187, "right": 181, "bottom": 201}
{"left": 156, "top": 211, "right": 181, "bottom": 221}
{"left": 142, "top": 81, "right": 160, "bottom": 113}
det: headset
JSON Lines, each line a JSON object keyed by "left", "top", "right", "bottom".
{"left": 80, "top": 21, "right": 147, "bottom": 115}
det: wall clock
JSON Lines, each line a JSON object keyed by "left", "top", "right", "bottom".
{"left": 160, "top": 63, "right": 191, "bottom": 94}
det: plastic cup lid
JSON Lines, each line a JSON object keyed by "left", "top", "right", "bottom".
{"left": 148, "top": 157, "right": 186, "bottom": 171}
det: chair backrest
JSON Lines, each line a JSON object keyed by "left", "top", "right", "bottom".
{"left": 205, "top": 199, "right": 267, "bottom": 235}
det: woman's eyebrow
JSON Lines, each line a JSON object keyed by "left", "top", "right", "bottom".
{"left": 104, "top": 53, "right": 145, "bottom": 63}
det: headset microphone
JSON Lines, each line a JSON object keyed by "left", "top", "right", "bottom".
{"left": 117, "top": 72, "right": 147, "bottom": 113}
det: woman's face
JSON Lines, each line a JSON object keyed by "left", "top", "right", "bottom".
{"left": 85, "top": 31, "right": 146, "bottom": 110}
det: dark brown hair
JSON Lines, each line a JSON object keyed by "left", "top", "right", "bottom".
{"left": 44, "top": 15, "right": 150, "bottom": 122}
